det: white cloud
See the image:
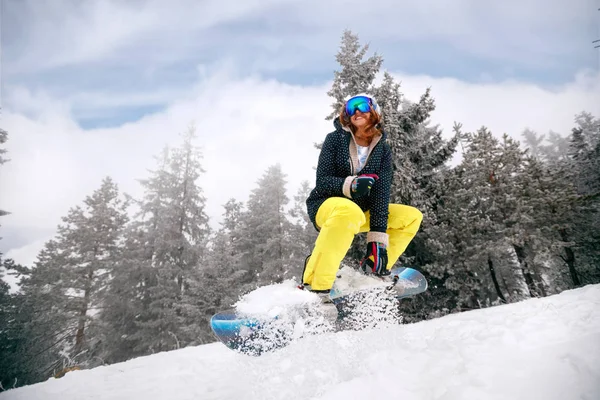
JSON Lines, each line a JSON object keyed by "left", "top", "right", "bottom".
{"left": 5, "top": 0, "right": 595, "bottom": 140}
{"left": 1, "top": 67, "right": 599, "bottom": 268}
{"left": 6, "top": 0, "right": 286, "bottom": 72}
{"left": 6, "top": 0, "right": 593, "bottom": 76}
{"left": 393, "top": 68, "right": 600, "bottom": 137}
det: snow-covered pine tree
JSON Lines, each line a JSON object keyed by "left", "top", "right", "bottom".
{"left": 236, "top": 164, "right": 293, "bottom": 288}
{"left": 0, "top": 127, "right": 9, "bottom": 220}
{"left": 325, "top": 30, "right": 383, "bottom": 122}
{"left": 166, "top": 126, "right": 211, "bottom": 345}
{"left": 521, "top": 128, "right": 546, "bottom": 160}
{"left": 1, "top": 254, "right": 72, "bottom": 389}
{"left": 0, "top": 256, "right": 13, "bottom": 389}
{"left": 193, "top": 200, "right": 248, "bottom": 343}
{"left": 218, "top": 198, "right": 246, "bottom": 275}
{"left": 0, "top": 126, "right": 7, "bottom": 165}
{"left": 0, "top": 255, "right": 27, "bottom": 390}
{"left": 101, "top": 125, "right": 211, "bottom": 357}
{"left": 64, "top": 177, "right": 129, "bottom": 366}
{"left": 375, "top": 80, "right": 458, "bottom": 270}
{"left": 521, "top": 128, "right": 570, "bottom": 163}
{"left": 494, "top": 133, "right": 551, "bottom": 298}
{"left": 420, "top": 123, "right": 571, "bottom": 318}
{"left": 423, "top": 126, "right": 518, "bottom": 313}
{"left": 516, "top": 153, "right": 581, "bottom": 290}
{"left": 519, "top": 112, "right": 600, "bottom": 288}
{"left": 566, "top": 112, "right": 600, "bottom": 283}
{"left": 99, "top": 148, "right": 173, "bottom": 363}
{"left": 98, "top": 225, "right": 151, "bottom": 363}
{"left": 541, "top": 131, "right": 571, "bottom": 162}
{"left": 569, "top": 112, "right": 600, "bottom": 198}
{"left": 196, "top": 229, "right": 243, "bottom": 315}
{"left": 13, "top": 177, "right": 128, "bottom": 376}
{"left": 287, "top": 181, "right": 319, "bottom": 279}
{"left": 6, "top": 240, "right": 73, "bottom": 382}
{"left": 0, "top": 132, "right": 5, "bottom": 159}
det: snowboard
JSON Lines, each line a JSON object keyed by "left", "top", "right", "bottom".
{"left": 210, "top": 266, "right": 427, "bottom": 356}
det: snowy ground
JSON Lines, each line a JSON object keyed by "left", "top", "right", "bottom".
{"left": 2, "top": 283, "right": 600, "bottom": 400}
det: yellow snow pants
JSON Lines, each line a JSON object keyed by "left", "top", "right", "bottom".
{"left": 303, "top": 197, "right": 423, "bottom": 291}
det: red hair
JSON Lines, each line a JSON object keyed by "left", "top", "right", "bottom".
{"left": 338, "top": 104, "right": 381, "bottom": 136}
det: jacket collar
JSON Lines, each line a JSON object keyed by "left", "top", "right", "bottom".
{"left": 333, "top": 118, "right": 386, "bottom": 175}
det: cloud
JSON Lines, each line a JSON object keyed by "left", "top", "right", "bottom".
{"left": 5, "top": 1, "right": 595, "bottom": 104}
{"left": 285, "top": 0, "right": 593, "bottom": 64}
{"left": 5, "top": 0, "right": 296, "bottom": 73}
{"left": 393, "top": 68, "right": 600, "bottom": 137}
{"left": 8, "top": 0, "right": 591, "bottom": 72}
{"left": 1, "top": 66, "right": 599, "bottom": 268}
{"left": 4, "top": 0, "right": 595, "bottom": 149}
{"left": 0, "top": 71, "right": 333, "bottom": 265}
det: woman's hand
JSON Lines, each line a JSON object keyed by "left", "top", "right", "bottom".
{"left": 350, "top": 174, "right": 379, "bottom": 199}
{"left": 360, "top": 241, "right": 389, "bottom": 276}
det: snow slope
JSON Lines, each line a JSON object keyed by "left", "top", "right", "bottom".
{"left": 3, "top": 284, "right": 600, "bottom": 400}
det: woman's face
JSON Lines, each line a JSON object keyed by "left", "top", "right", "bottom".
{"left": 350, "top": 109, "right": 372, "bottom": 130}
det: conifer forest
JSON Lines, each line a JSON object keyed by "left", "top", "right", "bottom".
{"left": 1, "top": 31, "right": 598, "bottom": 389}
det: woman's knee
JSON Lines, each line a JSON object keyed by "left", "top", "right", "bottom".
{"left": 388, "top": 204, "right": 423, "bottom": 230}
{"left": 317, "top": 197, "right": 366, "bottom": 231}
{"left": 410, "top": 206, "right": 423, "bottom": 225}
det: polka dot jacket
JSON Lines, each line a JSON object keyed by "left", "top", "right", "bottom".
{"left": 306, "top": 118, "right": 393, "bottom": 245}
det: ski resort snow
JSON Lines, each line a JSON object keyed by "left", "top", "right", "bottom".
{"left": 2, "top": 283, "right": 599, "bottom": 400}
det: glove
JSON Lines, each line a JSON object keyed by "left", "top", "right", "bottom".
{"left": 351, "top": 174, "right": 379, "bottom": 199}
{"left": 360, "top": 241, "right": 389, "bottom": 276}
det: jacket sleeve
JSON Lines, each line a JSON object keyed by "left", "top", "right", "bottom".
{"left": 367, "top": 144, "right": 393, "bottom": 238}
{"left": 315, "top": 133, "right": 350, "bottom": 197}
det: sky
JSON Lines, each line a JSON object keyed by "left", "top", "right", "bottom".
{"left": 1, "top": 0, "right": 600, "bottom": 270}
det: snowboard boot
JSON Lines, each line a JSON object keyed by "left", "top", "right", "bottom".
{"left": 297, "top": 255, "right": 338, "bottom": 323}
{"left": 298, "top": 286, "right": 338, "bottom": 323}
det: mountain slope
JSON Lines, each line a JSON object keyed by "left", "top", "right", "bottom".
{"left": 2, "top": 284, "right": 600, "bottom": 400}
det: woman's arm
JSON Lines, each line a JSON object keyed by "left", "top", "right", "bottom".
{"left": 314, "top": 133, "right": 352, "bottom": 197}
{"left": 367, "top": 145, "right": 393, "bottom": 242}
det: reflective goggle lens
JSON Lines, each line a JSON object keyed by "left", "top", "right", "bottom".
{"left": 345, "top": 96, "right": 372, "bottom": 116}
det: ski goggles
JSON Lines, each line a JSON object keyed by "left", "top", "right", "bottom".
{"left": 345, "top": 95, "right": 373, "bottom": 116}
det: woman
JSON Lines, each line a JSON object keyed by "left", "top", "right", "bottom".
{"left": 302, "top": 94, "right": 423, "bottom": 302}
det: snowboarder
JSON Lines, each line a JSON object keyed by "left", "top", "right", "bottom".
{"left": 302, "top": 94, "right": 423, "bottom": 305}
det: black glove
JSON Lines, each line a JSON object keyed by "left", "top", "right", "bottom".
{"left": 351, "top": 174, "right": 379, "bottom": 199}
{"left": 360, "top": 241, "right": 389, "bottom": 276}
